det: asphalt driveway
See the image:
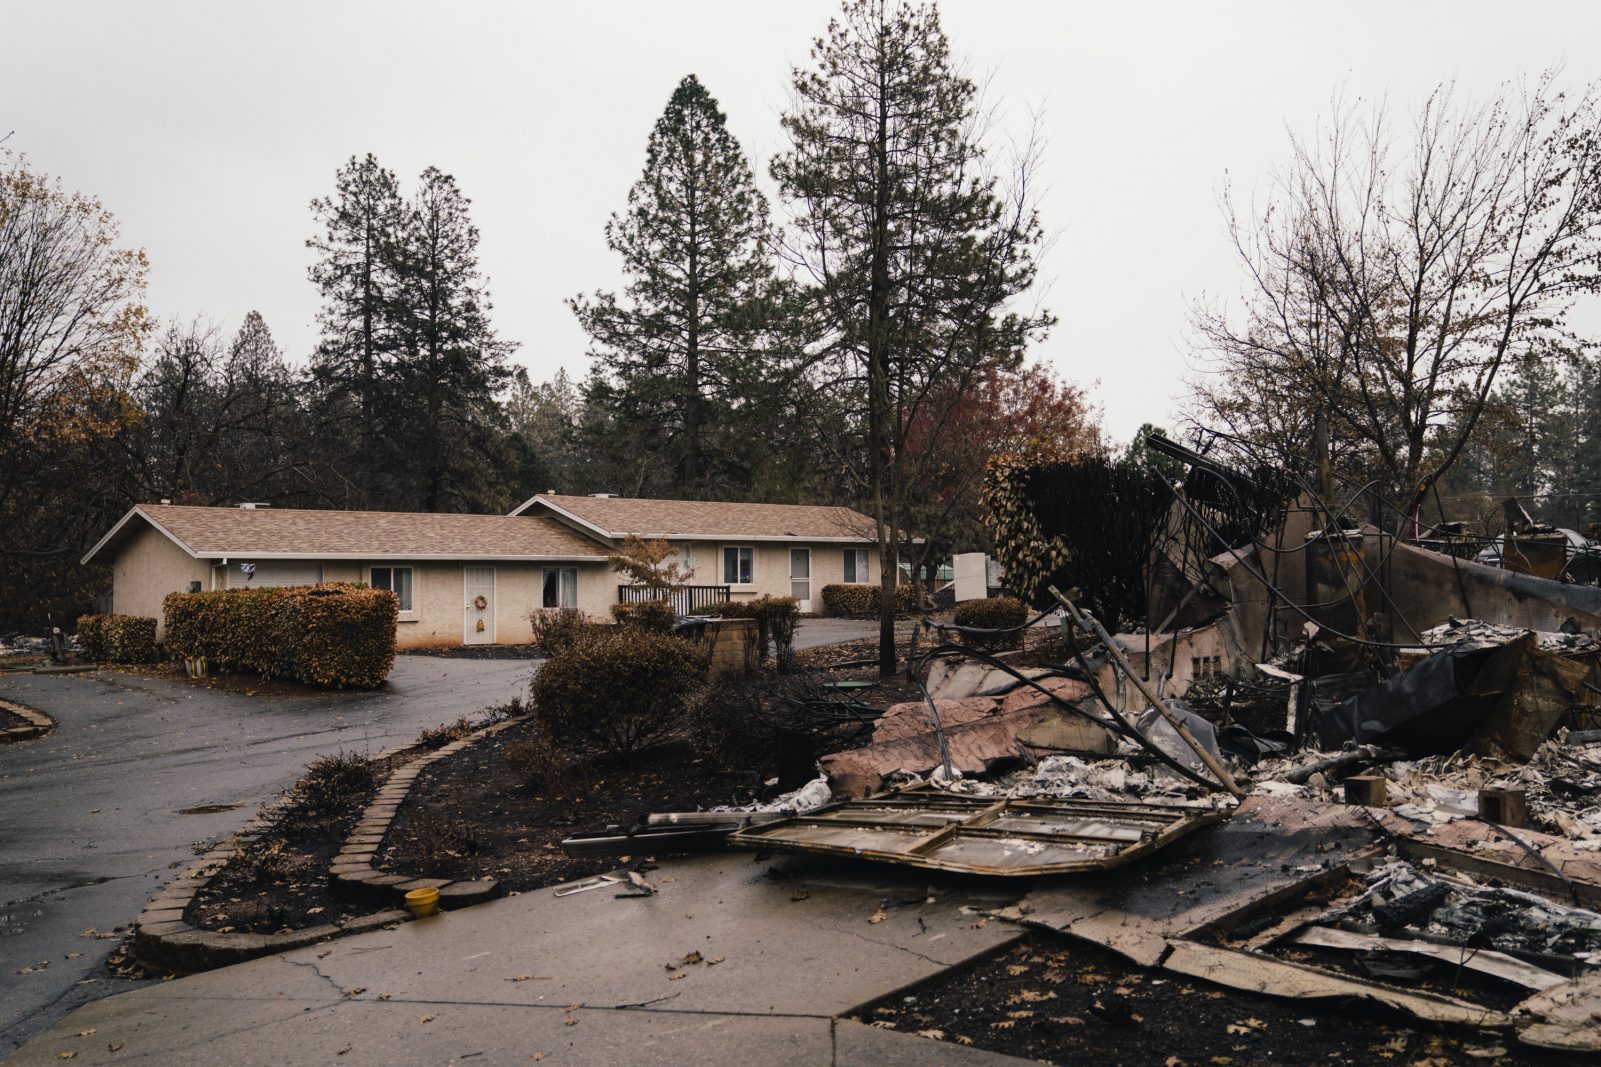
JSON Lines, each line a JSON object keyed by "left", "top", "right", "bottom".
{"left": 0, "top": 655, "right": 532, "bottom": 1056}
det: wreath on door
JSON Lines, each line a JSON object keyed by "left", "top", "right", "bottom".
{"left": 473, "top": 594, "right": 488, "bottom": 610}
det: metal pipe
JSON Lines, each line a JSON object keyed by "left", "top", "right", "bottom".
{"left": 1049, "top": 585, "right": 1244, "bottom": 798}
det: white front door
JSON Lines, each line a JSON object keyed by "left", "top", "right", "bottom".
{"left": 463, "top": 566, "right": 496, "bottom": 645}
{"left": 789, "top": 548, "right": 812, "bottom": 613}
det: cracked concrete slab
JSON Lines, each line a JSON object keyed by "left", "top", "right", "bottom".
{"left": 8, "top": 998, "right": 838, "bottom": 1067}
{"left": 295, "top": 852, "right": 1022, "bottom": 1016}
{"left": 5, "top": 851, "right": 1031, "bottom": 1065}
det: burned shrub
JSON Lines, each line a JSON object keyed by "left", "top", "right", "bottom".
{"left": 502, "top": 726, "right": 582, "bottom": 792}
{"left": 293, "top": 751, "right": 376, "bottom": 815}
{"left": 609, "top": 598, "right": 678, "bottom": 632}
{"left": 688, "top": 671, "right": 877, "bottom": 783}
{"left": 529, "top": 628, "right": 707, "bottom": 757}
{"left": 416, "top": 717, "right": 475, "bottom": 750}
{"left": 952, "top": 596, "right": 1029, "bottom": 651}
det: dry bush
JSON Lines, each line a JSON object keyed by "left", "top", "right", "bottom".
{"left": 952, "top": 596, "right": 1029, "bottom": 651}
{"left": 163, "top": 584, "right": 398, "bottom": 688}
{"left": 528, "top": 608, "right": 599, "bottom": 654}
{"left": 609, "top": 598, "right": 678, "bottom": 632}
{"left": 820, "top": 583, "right": 916, "bottom": 618}
{"left": 75, "top": 613, "right": 158, "bottom": 663}
{"left": 293, "top": 751, "right": 376, "bottom": 814}
{"left": 416, "top": 717, "right": 475, "bottom": 750}
{"left": 530, "top": 628, "right": 707, "bottom": 757}
{"left": 401, "top": 809, "right": 480, "bottom": 865}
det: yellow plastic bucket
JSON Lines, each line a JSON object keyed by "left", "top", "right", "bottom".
{"left": 405, "top": 887, "right": 440, "bottom": 918}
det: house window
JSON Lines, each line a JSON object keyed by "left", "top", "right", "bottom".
{"left": 542, "top": 566, "right": 577, "bottom": 609}
{"left": 722, "top": 546, "right": 753, "bottom": 585}
{"left": 370, "top": 566, "right": 413, "bottom": 611}
{"left": 844, "top": 548, "right": 870, "bottom": 584}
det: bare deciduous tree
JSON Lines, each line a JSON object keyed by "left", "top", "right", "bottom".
{"left": 1190, "top": 77, "right": 1601, "bottom": 521}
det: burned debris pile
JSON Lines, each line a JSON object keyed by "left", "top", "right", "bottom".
{"left": 560, "top": 435, "right": 1601, "bottom": 1055}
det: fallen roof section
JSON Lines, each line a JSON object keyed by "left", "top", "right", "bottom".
{"left": 727, "top": 791, "right": 1229, "bottom": 877}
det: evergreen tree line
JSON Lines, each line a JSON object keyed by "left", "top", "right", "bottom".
{"left": 1435, "top": 349, "right": 1601, "bottom": 534}
{"left": 2, "top": 0, "right": 1103, "bottom": 641}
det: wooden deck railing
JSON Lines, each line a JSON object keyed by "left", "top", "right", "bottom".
{"left": 617, "top": 584, "right": 732, "bottom": 616}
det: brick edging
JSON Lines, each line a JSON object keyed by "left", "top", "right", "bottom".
{"left": 329, "top": 719, "right": 522, "bottom": 910}
{"left": 130, "top": 735, "right": 438, "bottom": 972}
{"left": 0, "top": 697, "right": 54, "bottom": 743}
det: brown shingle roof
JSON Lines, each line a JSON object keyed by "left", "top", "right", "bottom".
{"left": 524, "top": 494, "right": 877, "bottom": 542}
{"left": 84, "top": 504, "right": 610, "bottom": 563}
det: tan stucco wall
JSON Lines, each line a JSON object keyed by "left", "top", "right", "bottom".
{"left": 673, "top": 540, "right": 872, "bottom": 611}
{"left": 111, "top": 525, "right": 210, "bottom": 639}
{"left": 371, "top": 560, "right": 611, "bottom": 649}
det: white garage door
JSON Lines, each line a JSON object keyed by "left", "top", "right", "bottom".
{"left": 228, "top": 562, "right": 324, "bottom": 589}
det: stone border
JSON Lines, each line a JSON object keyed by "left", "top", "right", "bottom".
{"left": 329, "top": 718, "right": 522, "bottom": 909}
{"left": 130, "top": 735, "right": 431, "bottom": 972}
{"left": 0, "top": 696, "right": 54, "bottom": 743}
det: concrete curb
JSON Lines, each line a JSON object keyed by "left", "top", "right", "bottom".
{"left": 330, "top": 718, "right": 523, "bottom": 910}
{"left": 129, "top": 735, "right": 436, "bottom": 973}
{"left": 0, "top": 696, "right": 54, "bottom": 743}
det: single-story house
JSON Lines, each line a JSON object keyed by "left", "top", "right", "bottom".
{"left": 82, "top": 494, "right": 883, "bottom": 649}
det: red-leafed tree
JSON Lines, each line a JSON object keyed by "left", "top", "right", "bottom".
{"left": 898, "top": 361, "right": 1103, "bottom": 593}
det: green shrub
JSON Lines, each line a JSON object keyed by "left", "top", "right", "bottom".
{"left": 75, "top": 614, "right": 158, "bottom": 663}
{"left": 820, "top": 583, "right": 917, "bottom": 618}
{"left": 163, "top": 584, "right": 397, "bottom": 689}
{"left": 952, "top": 596, "right": 1029, "bottom": 651}
{"left": 719, "top": 595, "right": 800, "bottom": 665}
{"left": 530, "top": 628, "right": 707, "bottom": 756}
{"left": 528, "top": 608, "right": 598, "bottom": 654}
{"left": 609, "top": 598, "right": 678, "bottom": 632}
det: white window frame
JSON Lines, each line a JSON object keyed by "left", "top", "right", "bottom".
{"left": 722, "top": 545, "right": 754, "bottom": 586}
{"left": 844, "top": 548, "right": 870, "bottom": 584}
{"left": 541, "top": 566, "right": 578, "bottom": 609}
{"left": 369, "top": 565, "right": 414, "bottom": 613}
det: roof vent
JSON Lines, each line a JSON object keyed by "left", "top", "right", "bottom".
{"left": 159, "top": 498, "right": 171, "bottom": 505}
{"left": 238, "top": 502, "right": 270, "bottom": 509}
{"left": 590, "top": 493, "right": 617, "bottom": 499}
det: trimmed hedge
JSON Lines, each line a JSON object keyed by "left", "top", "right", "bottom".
{"left": 163, "top": 584, "right": 398, "bottom": 689}
{"left": 820, "top": 583, "right": 916, "bottom": 618}
{"left": 718, "top": 595, "right": 800, "bottom": 665}
{"left": 610, "top": 598, "right": 678, "bottom": 632}
{"left": 530, "top": 628, "right": 707, "bottom": 756}
{"left": 76, "top": 614, "right": 158, "bottom": 663}
{"left": 952, "top": 596, "right": 1029, "bottom": 651}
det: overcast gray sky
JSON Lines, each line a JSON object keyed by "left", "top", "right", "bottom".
{"left": 5, "top": 0, "right": 1599, "bottom": 443}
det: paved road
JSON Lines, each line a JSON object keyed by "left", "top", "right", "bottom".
{"left": 0, "top": 656, "right": 532, "bottom": 1057}
{"left": 791, "top": 617, "right": 916, "bottom": 650}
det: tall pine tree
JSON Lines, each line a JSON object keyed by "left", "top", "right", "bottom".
{"left": 306, "top": 154, "right": 403, "bottom": 502}
{"left": 773, "top": 0, "right": 1050, "bottom": 673}
{"left": 390, "top": 167, "right": 514, "bottom": 510}
{"left": 571, "top": 74, "right": 783, "bottom": 498}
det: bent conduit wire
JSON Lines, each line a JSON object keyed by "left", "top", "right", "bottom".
{"left": 1158, "top": 476, "right": 1436, "bottom": 651}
